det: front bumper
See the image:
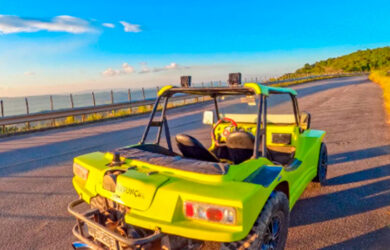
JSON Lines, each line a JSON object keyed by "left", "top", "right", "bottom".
{"left": 68, "top": 199, "right": 163, "bottom": 249}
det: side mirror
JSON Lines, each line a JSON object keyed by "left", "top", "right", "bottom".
{"left": 202, "top": 111, "right": 214, "bottom": 125}
{"left": 300, "top": 111, "right": 311, "bottom": 130}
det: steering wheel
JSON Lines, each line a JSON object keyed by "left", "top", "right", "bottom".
{"left": 212, "top": 117, "right": 238, "bottom": 146}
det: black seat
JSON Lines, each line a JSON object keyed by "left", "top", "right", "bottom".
{"left": 175, "top": 134, "right": 219, "bottom": 162}
{"left": 226, "top": 131, "right": 255, "bottom": 164}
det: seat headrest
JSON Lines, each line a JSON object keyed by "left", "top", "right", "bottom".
{"left": 175, "top": 134, "right": 203, "bottom": 148}
{"left": 226, "top": 131, "right": 255, "bottom": 150}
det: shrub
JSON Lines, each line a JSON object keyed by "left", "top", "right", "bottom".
{"left": 369, "top": 71, "right": 390, "bottom": 122}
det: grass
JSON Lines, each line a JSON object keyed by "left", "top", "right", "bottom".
{"left": 269, "top": 74, "right": 353, "bottom": 87}
{"left": 369, "top": 70, "right": 390, "bottom": 122}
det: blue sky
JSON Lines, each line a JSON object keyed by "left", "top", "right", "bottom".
{"left": 0, "top": 0, "right": 389, "bottom": 96}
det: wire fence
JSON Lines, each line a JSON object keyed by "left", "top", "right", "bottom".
{"left": 0, "top": 81, "right": 231, "bottom": 118}
{"left": 0, "top": 72, "right": 364, "bottom": 135}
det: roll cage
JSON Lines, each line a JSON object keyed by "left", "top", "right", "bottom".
{"left": 139, "top": 84, "right": 301, "bottom": 160}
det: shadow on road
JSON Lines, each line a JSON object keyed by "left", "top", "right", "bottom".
{"left": 327, "top": 164, "right": 390, "bottom": 185}
{"left": 329, "top": 145, "right": 390, "bottom": 164}
{"left": 320, "top": 226, "right": 390, "bottom": 250}
{"left": 290, "top": 178, "right": 390, "bottom": 227}
{"left": 296, "top": 76, "right": 368, "bottom": 98}
{"left": 0, "top": 191, "right": 74, "bottom": 196}
{"left": 0, "top": 213, "right": 73, "bottom": 221}
{"left": 290, "top": 145, "right": 390, "bottom": 228}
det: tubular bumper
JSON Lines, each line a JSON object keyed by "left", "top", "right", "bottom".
{"left": 68, "top": 199, "right": 163, "bottom": 250}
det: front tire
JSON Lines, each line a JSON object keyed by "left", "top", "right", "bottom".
{"left": 221, "top": 191, "right": 289, "bottom": 250}
{"left": 313, "top": 143, "right": 328, "bottom": 185}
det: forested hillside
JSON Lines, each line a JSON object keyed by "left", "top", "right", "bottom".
{"left": 292, "top": 47, "right": 390, "bottom": 75}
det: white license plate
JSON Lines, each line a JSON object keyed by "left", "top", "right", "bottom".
{"left": 88, "top": 225, "right": 117, "bottom": 249}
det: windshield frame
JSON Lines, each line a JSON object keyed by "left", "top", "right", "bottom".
{"left": 140, "top": 88, "right": 301, "bottom": 161}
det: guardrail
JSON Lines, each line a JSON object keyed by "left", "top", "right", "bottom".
{"left": 0, "top": 73, "right": 364, "bottom": 135}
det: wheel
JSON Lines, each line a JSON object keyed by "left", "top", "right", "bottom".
{"left": 221, "top": 191, "right": 289, "bottom": 250}
{"left": 313, "top": 143, "right": 328, "bottom": 185}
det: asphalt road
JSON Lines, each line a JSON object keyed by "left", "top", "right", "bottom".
{"left": 0, "top": 76, "right": 389, "bottom": 249}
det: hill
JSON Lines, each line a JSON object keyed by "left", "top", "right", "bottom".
{"left": 282, "top": 47, "right": 390, "bottom": 79}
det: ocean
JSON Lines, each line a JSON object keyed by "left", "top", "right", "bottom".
{"left": 0, "top": 81, "right": 223, "bottom": 117}
{"left": 0, "top": 87, "right": 159, "bottom": 117}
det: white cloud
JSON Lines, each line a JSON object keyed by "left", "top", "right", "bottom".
{"left": 122, "top": 63, "right": 134, "bottom": 73}
{"left": 102, "top": 63, "right": 135, "bottom": 77}
{"left": 152, "top": 62, "right": 189, "bottom": 72}
{"left": 165, "top": 62, "right": 178, "bottom": 69}
{"left": 119, "top": 21, "right": 141, "bottom": 33}
{"left": 0, "top": 15, "right": 95, "bottom": 34}
{"left": 24, "top": 71, "right": 36, "bottom": 76}
{"left": 139, "top": 62, "right": 151, "bottom": 73}
{"left": 102, "top": 23, "right": 115, "bottom": 28}
{"left": 102, "top": 68, "right": 120, "bottom": 77}
{"left": 103, "top": 62, "right": 188, "bottom": 76}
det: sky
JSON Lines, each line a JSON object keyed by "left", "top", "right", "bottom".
{"left": 0, "top": 0, "right": 389, "bottom": 97}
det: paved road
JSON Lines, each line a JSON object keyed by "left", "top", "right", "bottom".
{"left": 0, "top": 76, "right": 389, "bottom": 249}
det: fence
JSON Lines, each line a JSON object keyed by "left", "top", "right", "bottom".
{"left": 0, "top": 73, "right": 363, "bottom": 135}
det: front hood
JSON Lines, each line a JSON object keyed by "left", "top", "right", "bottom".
{"left": 114, "top": 170, "right": 169, "bottom": 211}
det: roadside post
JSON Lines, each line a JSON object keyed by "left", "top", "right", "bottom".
{"left": 70, "top": 94, "right": 75, "bottom": 123}
{"left": 92, "top": 92, "right": 96, "bottom": 107}
{"left": 128, "top": 89, "right": 132, "bottom": 113}
{"left": 1, "top": 100, "right": 4, "bottom": 134}
{"left": 50, "top": 95, "right": 55, "bottom": 126}
{"left": 25, "top": 97, "right": 30, "bottom": 130}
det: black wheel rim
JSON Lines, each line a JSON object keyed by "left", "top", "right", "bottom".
{"left": 261, "top": 214, "right": 281, "bottom": 250}
{"left": 319, "top": 148, "right": 328, "bottom": 181}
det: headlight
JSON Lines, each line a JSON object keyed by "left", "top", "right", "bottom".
{"left": 73, "top": 163, "right": 89, "bottom": 181}
{"left": 184, "top": 201, "right": 236, "bottom": 224}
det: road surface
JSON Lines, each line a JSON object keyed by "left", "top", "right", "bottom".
{"left": 0, "top": 76, "right": 389, "bottom": 249}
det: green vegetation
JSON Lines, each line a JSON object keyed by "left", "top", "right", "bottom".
{"left": 369, "top": 71, "right": 390, "bottom": 122}
{"left": 278, "top": 47, "right": 390, "bottom": 80}
{"left": 270, "top": 74, "right": 351, "bottom": 88}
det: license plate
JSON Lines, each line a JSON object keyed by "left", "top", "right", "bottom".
{"left": 88, "top": 225, "right": 117, "bottom": 249}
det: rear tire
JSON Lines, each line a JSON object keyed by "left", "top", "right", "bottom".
{"left": 221, "top": 191, "right": 289, "bottom": 250}
{"left": 313, "top": 143, "right": 328, "bottom": 185}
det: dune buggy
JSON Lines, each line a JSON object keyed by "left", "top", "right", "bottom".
{"left": 68, "top": 83, "right": 327, "bottom": 249}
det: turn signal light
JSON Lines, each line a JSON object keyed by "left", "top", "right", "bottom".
{"left": 73, "top": 163, "right": 89, "bottom": 181}
{"left": 184, "top": 201, "right": 236, "bottom": 224}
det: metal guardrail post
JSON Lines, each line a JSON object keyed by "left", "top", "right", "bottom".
{"left": 1, "top": 100, "right": 4, "bottom": 134}
{"left": 69, "top": 94, "right": 75, "bottom": 123}
{"left": 50, "top": 95, "right": 55, "bottom": 126}
{"left": 142, "top": 88, "right": 146, "bottom": 101}
{"left": 92, "top": 92, "right": 96, "bottom": 107}
{"left": 110, "top": 90, "right": 115, "bottom": 116}
{"left": 91, "top": 91, "right": 97, "bottom": 120}
{"left": 25, "top": 97, "right": 30, "bottom": 130}
{"left": 128, "top": 89, "right": 132, "bottom": 113}
{"left": 201, "top": 82, "right": 205, "bottom": 101}
{"left": 70, "top": 94, "right": 74, "bottom": 108}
